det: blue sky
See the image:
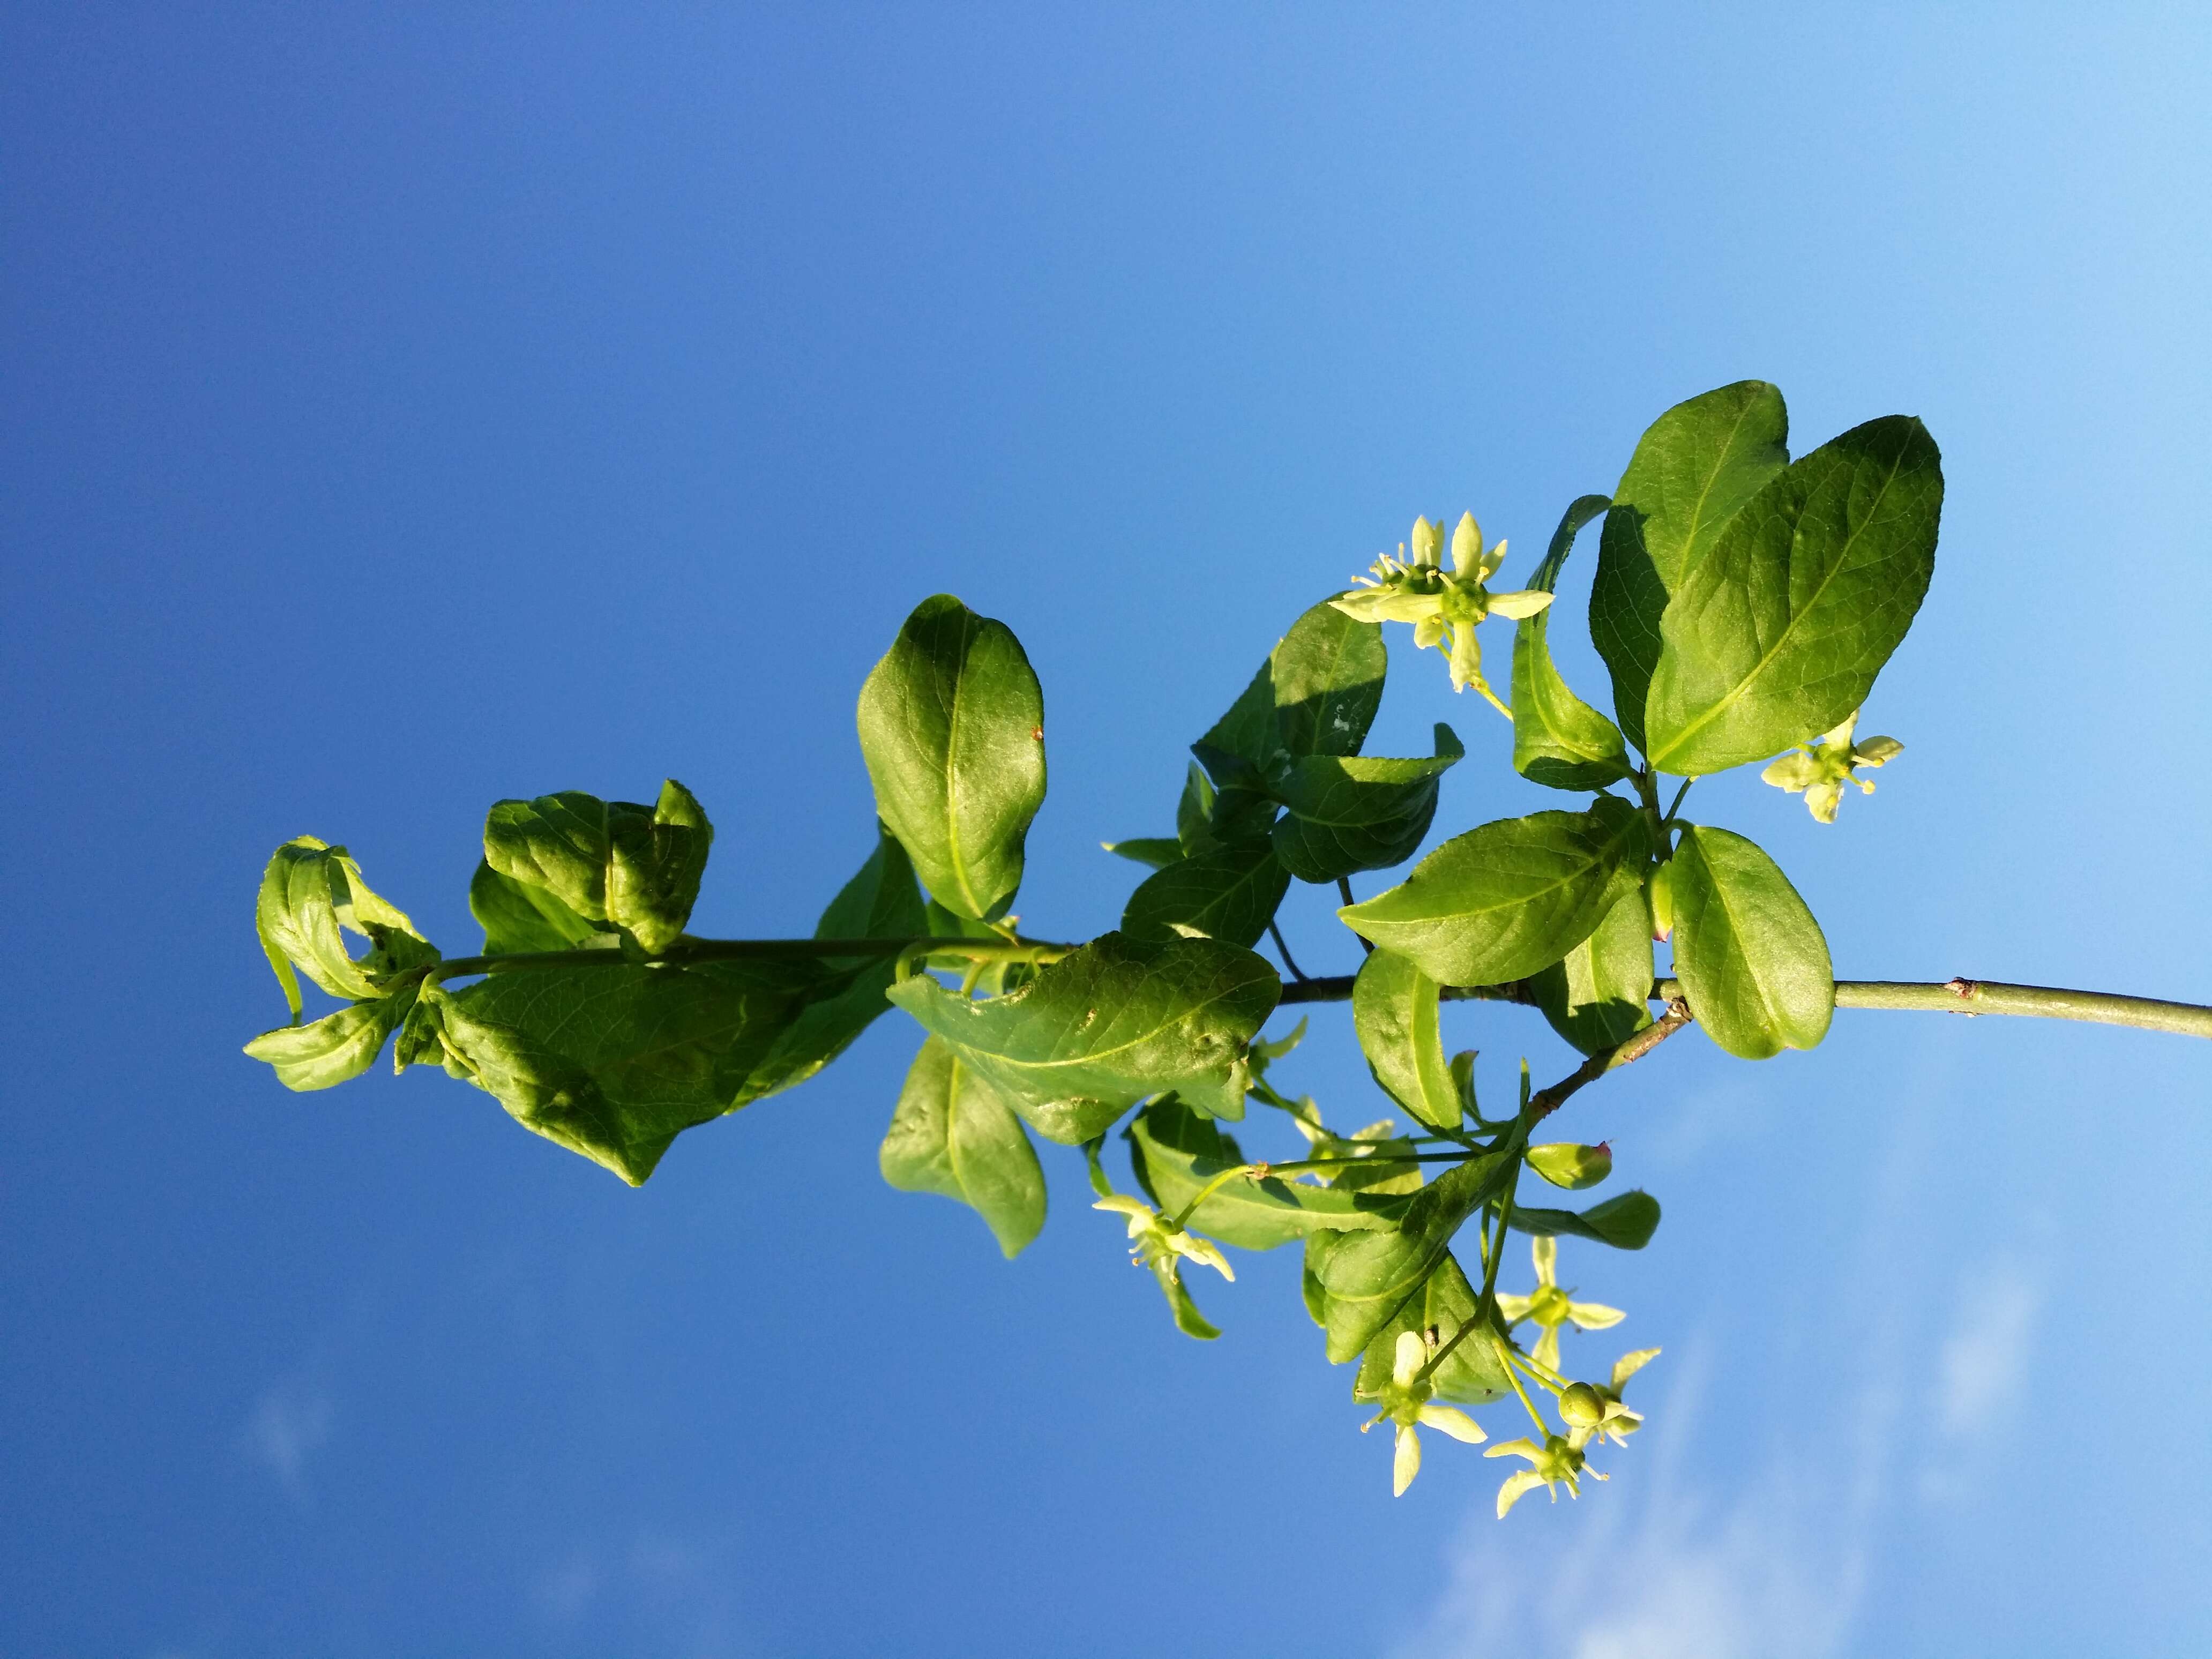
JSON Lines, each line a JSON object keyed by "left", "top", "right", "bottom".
{"left": 4, "top": 6, "right": 2209, "bottom": 1655}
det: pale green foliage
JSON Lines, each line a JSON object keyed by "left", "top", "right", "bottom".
{"left": 242, "top": 380, "right": 1962, "bottom": 1509}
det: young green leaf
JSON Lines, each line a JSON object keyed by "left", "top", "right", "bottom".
{"left": 604, "top": 780, "right": 714, "bottom": 954}
{"left": 1268, "top": 724, "right": 1464, "bottom": 883}
{"left": 1352, "top": 948, "right": 1462, "bottom": 1130}
{"left": 1317, "top": 1150, "right": 1516, "bottom": 1362}
{"left": 1509, "top": 1190, "right": 1661, "bottom": 1250}
{"left": 245, "top": 992, "right": 416, "bottom": 1092}
{"left": 886, "top": 931, "right": 1281, "bottom": 1144}
{"left": 1528, "top": 884, "right": 1655, "bottom": 1056}
{"left": 1339, "top": 798, "right": 1652, "bottom": 988}
{"left": 481, "top": 782, "right": 714, "bottom": 954}
{"left": 411, "top": 958, "right": 834, "bottom": 1185}
{"left": 1643, "top": 416, "right": 1944, "bottom": 776}
{"left": 1352, "top": 1251, "right": 1512, "bottom": 1406}
{"left": 1591, "top": 382, "right": 1791, "bottom": 753}
{"left": 1201, "top": 599, "right": 1387, "bottom": 769}
{"left": 1512, "top": 495, "right": 1631, "bottom": 791}
{"left": 856, "top": 594, "right": 1047, "bottom": 922}
{"left": 1525, "top": 1141, "right": 1613, "bottom": 1191}
{"left": 1121, "top": 843, "right": 1291, "bottom": 948}
{"left": 1125, "top": 1097, "right": 1408, "bottom": 1251}
{"left": 255, "top": 837, "right": 438, "bottom": 1016}
{"left": 1669, "top": 825, "right": 1834, "bottom": 1059}
{"left": 880, "top": 1036, "right": 1048, "bottom": 1259}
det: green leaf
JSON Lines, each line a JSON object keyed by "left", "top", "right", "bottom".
{"left": 1268, "top": 724, "right": 1463, "bottom": 883}
{"left": 1591, "top": 382, "right": 1790, "bottom": 753}
{"left": 1524, "top": 1141, "right": 1613, "bottom": 1191}
{"left": 255, "top": 836, "right": 438, "bottom": 1015}
{"left": 606, "top": 780, "right": 714, "bottom": 954}
{"left": 468, "top": 860, "right": 610, "bottom": 955}
{"left": 1528, "top": 883, "right": 1655, "bottom": 1056}
{"left": 245, "top": 991, "right": 415, "bottom": 1092}
{"left": 1352, "top": 1251, "right": 1512, "bottom": 1406}
{"left": 1201, "top": 599, "right": 1387, "bottom": 768}
{"left": 481, "top": 782, "right": 715, "bottom": 954}
{"left": 1512, "top": 495, "right": 1631, "bottom": 791}
{"left": 1316, "top": 1150, "right": 1516, "bottom": 1362}
{"left": 1103, "top": 837, "right": 1183, "bottom": 870}
{"left": 1351, "top": 948, "right": 1461, "bottom": 1131}
{"left": 886, "top": 931, "right": 1280, "bottom": 1144}
{"left": 745, "top": 824, "right": 930, "bottom": 1100}
{"left": 1339, "top": 798, "right": 1652, "bottom": 987}
{"left": 1669, "top": 825, "right": 1834, "bottom": 1059}
{"left": 1121, "top": 843, "right": 1291, "bottom": 949}
{"left": 1124, "top": 1097, "right": 1408, "bottom": 1251}
{"left": 410, "top": 958, "right": 832, "bottom": 1185}
{"left": 1509, "top": 1190, "right": 1661, "bottom": 1250}
{"left": 856, "top": 594, "right": 1047, "bottom": 922}
{"left": 1643, "top": 415, "right": 1944, "bottom": 775}
{"left": 880, "top": 1036, "right": 1048, "bottom": 1258}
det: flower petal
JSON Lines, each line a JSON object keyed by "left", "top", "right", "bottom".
{"left": 1484, "top": 588, "right": 1555, "bottom": 620}
{"left": 1393, "top": 1424, "right": 1422, "bottom": 1496}
{"left": 1494, "top": 1468, "right": 1545, "bottom": 1518}
{"left": 1610, "top": 1347, "right": 1662, "bottom": 1390}
{"left": 1531, "top": 1235, "right": 1558, "bottom": 1287}
{"left": 1484, "top": 1437, "right": 1541, "bottom": 1463}
{"left": 1451, "top": 511, "right": 1482, "bottom": 575}
{"left": 1565, "top": 1300, "right": 1626, "bottom": 1331}
{"left": 1532, "top": 1326, "right": 1560, "bottom": 1374}
{"left": 1393, "top": 1329, "right": 1426, "bottom": 1389}
{"left": 1418, "top": 1404, "right": 1487, "bottom": 1444}
{"left": 1492, "top": 1293, "right": 1535, "bottom": 1322}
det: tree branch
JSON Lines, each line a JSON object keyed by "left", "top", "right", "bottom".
{"left": 420, "top": 937, "right": 2212, "bottom": 1041}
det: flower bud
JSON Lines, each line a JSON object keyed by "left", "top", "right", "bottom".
{"left": 1558, "top": 1382, "right": 1606, "bottom": 1428}
{"left": 1646, "top": 861, "right": 1675, "bottom": 943}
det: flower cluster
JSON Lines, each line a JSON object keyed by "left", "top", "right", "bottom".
{"left": 1760, "top": 709, "right": 1903, "bottom": 823}
{"left": 1329, "top": 513, "right": 1554, "bottom": 714}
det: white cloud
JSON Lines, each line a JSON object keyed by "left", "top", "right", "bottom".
{"left": 1936, "top": 1268, "right": 2039, "bottom": 1439}
{"left": 1394, "top": 1346, "right": 1892, "bottom": 1659}
{"left": 241, "top": 1380, "right": 332, "bottom": 1499}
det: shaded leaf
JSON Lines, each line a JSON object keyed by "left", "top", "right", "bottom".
{"left": 1509, "top": 1190, "right": 1661, "bottom": 1250}
{"left": 1352, "top": 948, "right": 1461, "bottom": 1130}
{"left": 1644, "top": 416, "right": 1943, "bottom": 775}
{"left": 1512, "top": 495, "right": 1631, "bottom": 790}
{"left": 1125, "top": 1097, "right": 1408, "bottom": 1251}
{"left": 1591, "top": 382, "right": 1790, "bottom": 752}
{"left": 856, "top": 594, "right": 1046, "bottom": 922}
{"left": 1122, "top": 843, "right": 1291, "bottom": 948}
{"left": 881, "top": 1036, "right": 1047, "bottom": 1258}
{"left": 1352, "top": 1251, "right": 1512, "bottom": 1407}
{"left": 1317, "top": 1150, "right": 1516, "bottom": 1362}
{"left": 746, "top": 824, "right": 930, "bottom": 1100}
{"left": 1269, "top": 724, "right": 1463, "bottom": 883}
{"left": 469, "top": 859, "right": 610, "bottom": 955}
{"left": 1669, "top": 825, "right": 1833, "bottom": 1058}
{"left": 1202, "top": 599, "right": 1387, "bottom": 768}
{"left": 410, "top": 958, "right": 832, "bottom": 1185}
{"left": 1339, "top": 798, "right": 1651, "bottom": 987}
{"left": 1103, "top": 837, "right": 1183, "bottom": 870}
{"left": 1528, "top": 883, "right": 1655, "bottom": 1056}
{"left": 886, "top": 931, "right": 1281, "bottom": 1144}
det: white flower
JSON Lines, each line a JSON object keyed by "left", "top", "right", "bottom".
{"left": 1494, "top": 1235, "right": 1624, "bottom": 1374}
{"left": 1359, "top": 1328, "right": 1488, "bottom": 1496}
{"left": 1760, "top": 710, "right": 1903, "bottom": 824}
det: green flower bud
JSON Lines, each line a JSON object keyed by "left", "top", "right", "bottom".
{"left": 1558, "top": 1382, "right": 1606, "bottom": 1428}
{"left": 1646, "top": 860, "right": 1675, "bottom": 943}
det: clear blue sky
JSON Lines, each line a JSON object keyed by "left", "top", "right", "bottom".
{"left": 5, "top": 6, "right": 2208, "bottom": 1655}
